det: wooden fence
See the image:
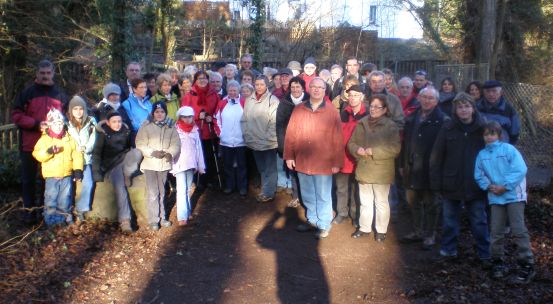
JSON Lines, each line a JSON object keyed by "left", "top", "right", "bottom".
{"left": 0, "top": 124, "right": 18, "bottom": 150}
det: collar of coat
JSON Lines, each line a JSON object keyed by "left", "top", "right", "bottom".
{"left": 304, "top": 99, "right": 326, "bottom": 111}
{"left": 341, "top": 104, "right": 368, "bottom": 122}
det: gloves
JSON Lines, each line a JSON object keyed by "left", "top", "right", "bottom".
{"left": 47, "top": 146, "right": 58, "bottom": 154}
{"left": 73, "top": 169, "right": 83, "bottom": 181}
{"left": 163, "top": 153, "right": 172, "bottom": 162}
{"left": 151, "top": 150, "right": 166, "bottom": 159}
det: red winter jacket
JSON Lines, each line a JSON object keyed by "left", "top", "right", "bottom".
{"left": 400, "top": 92, "right": 420, "bottom": 118}
{"left": 180, "top": 85, "right": 221, "bottom": 140}
{"left": 11, "top": 83, "right": 67, "bottom": 152}
{"left": 340, "top": 104, "right": 368, "bottom": 174}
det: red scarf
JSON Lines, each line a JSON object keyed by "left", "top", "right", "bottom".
{"left": 193, "top": 83, "right": 209, "bottom": 105}
{"left": 47, "top": 128, "right": 65, "bottom": 139}
{"left": 177, "top": 120, "right": 195, "bottom": 133}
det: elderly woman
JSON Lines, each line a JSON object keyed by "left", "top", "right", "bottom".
{"left": 179, "top": 74, "right": 193, "bottom": 97}
{"left": 240, "top": 83, "right": 254, "bottom": 99}
{"left": 223, "top": 63, "right": 238, "bottom": 91}
{"left": 430, "top": 92, "right": 490, "bottom": 263}
{"left": 348, "top": 94, "right": 401, "bottom": 242}
{"left": 150, "top": 73, "right": 180, "bottom": 120}
{"left": 241, "top": 75, "right": 280, "bottom": 203}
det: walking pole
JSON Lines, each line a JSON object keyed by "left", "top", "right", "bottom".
{"left": 207, "top": 121, "right": 223, "bottom": 189}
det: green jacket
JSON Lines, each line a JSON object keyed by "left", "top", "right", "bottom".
{"left": 150, "top": 92, "right": 180, "bottom": 121}
{"left": 347, "top": 116, "right": 401, "bottom": 184}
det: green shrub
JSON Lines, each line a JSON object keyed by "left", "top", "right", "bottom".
{"left": 0, "top": 149, "right": 20, "bottom": 189}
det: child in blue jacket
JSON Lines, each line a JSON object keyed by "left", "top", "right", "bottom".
{"left": 475, "top": 121, "right": 535, "bottom": 284}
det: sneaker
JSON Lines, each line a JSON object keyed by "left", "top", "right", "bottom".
{"left": 120, "top": 220, "right": 133, "bottom": 233}
{"left": 400, "top": 232, "right": 423, "bottom": 244}
{"left": 256, "top": 194, "right": 274, "bottom": 203}
{"left": 491, "top": 261, "right": 506, "bottom": 279}
{"left": 421, "top": 235, "right": 436, "bottom": 250}
{"left": 375, "top": 233, "right": 387, "bottom": 242}
{"left": 149, "top": 223, "right": 160, "bottom": 231}
{"left": 160, "top": 219, "right": 172, "bottom": 228}
{"left": 316, "top": 229, "right": 329, "bottom": 239}
{"left": 287, "top": 198, "right": 300, "bottom": 208}
{"left": 296, "top": 223, "right": 317, "bottom": 232}
{"left": 511, "top": 264, "right": 535, "bottom": 284}
{"left": 178, "top": 220, "right": 188, "bottom": 226}
{"left": 332, "top": 215, "right": 347, "bottom": 225}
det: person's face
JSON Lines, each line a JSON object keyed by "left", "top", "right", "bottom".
{"left": 331, "top": 68, "right": 342, "bottom": 81}
{"left": 161, "top": 81, "right": 172, "bottom": 95}
{"left": 36, "top": 67, "right": 54, "bottom": 85}
{"left": 385, "top": 75, "right": 394, "bottom": 88}
{"left": 181, "top": 78, "right": 191, "bottom": 93}
{"left": 227, "top": 86, "right": 239, "bottom": 99}
{"left": 153, "top": 107, "right": 166, "bottom": 122}
{"left": 303, "top": 64, "right": 316, "bottom": 76}
{"left": 483, "top": 130, "right": 500, "bottom": 144}
{"left": 442, "top": 80, "right": 454, "bottom": 93}
{"left": 171, "top": 72, "right": 178, "bottom": 85}
{"left": 126, "top": 64, "right": 141, "bottom": 81}
{"left": 196, "top": 74, "right": 209, "bottom": 88}
{"left": 309, "top": 79, "right": 326, "bottom": 100}
{"left": 225, "top": 67, "right": 235, "bottom": 79}
{"left": 273, "top": 75, "right": 281, "bottom": 87}
{"left": 414, "top": 75, "right": 427, "bottom": 89}
{"left": 210, "top": 77, "right": 222, "bottom": 91}
{"left": 241, "top": 87, "right": 253, "bottom": 98}
{"left": 455, "top": 102, "right": 474, "bottom": 123}
{"left": 241, "top": 75, "right": 252, "bottom": 85}
{"left": 241, "top": 57, "right": 253, "bottom": 70}
{"left": 280, "top": 74, "right": 291, "bottom": 88}
{"left": 180, "top": 116, "right": 194, "bottom": 124}
{"left": 217, "top": 67, "right": 225, "bottom": 76}
{"left": 72, "top": 106, "right": 84, "bottom": 120}
{"left": 107, "top": 94, "right": 120, "bottom": 102}
{"left": 254, "top": 79, "right": 267, "bottom": 94}
{"left": 418, "top": 91, "right": 438, "bottom": 112}
{"left": 369, "top": 99, "right": 387, "bottom": 119}
{"left": 369, "top": 75, "right": 385, "bottom": 93}
{"left": 348, "top": 91, "right": 364, "bottom": 108}
{"left": 346, "top": 59, "right": 359, "bottom": 75}
{"left": 107, "top": 115, "right": 122, "bottom": 131}
{"left": 484, "top": 87, "right": 502, "bottom": 103}
{"left": 133, "top": 82, "right": 148, "bottom": 98}
{"left": 146, "top": 79, "right": 156, "bottom": 94}
{"left": 290, "top": 82, "right": 304, "bottom": 98}
{"left": 50, "top": 121, "right": 64, "bottom": 134}
{"left": 398, "top": 81, "right": 412, "bottom": 98}
{"left": 469, "top": 84, "right": 481, "bottom": 100}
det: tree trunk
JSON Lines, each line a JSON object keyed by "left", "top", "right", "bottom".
{"left": 478, "top": 0, "right": 496, "bottom": 79}
{"left": 111, "top": 0, "right": 127, "bottom": 82}
{"left": 490, "top": 0, "right": 508, "bottom": 79}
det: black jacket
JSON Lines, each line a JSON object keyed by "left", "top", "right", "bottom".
{"left": 92, "top": 121, "right": 131, "bottom": 181}
{"left": 275, "top": 93, "right": 310, "bottom": 157}
{"left": 429, "top": 112, "right": 487, "bottom": 201}
{"left": 401, "top": 107, "right": 449, "bottom": 190}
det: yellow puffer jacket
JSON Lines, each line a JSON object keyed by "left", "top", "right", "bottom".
{"left": 32, "top": 132, "right": 84, "bottom": 178}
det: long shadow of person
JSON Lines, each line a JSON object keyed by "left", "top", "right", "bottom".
{"left": 256, "top": 207, "right": 330, "bottom": 304}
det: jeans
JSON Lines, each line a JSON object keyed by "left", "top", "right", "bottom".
{"left": 441, "top": 198, "right": 490, "bottom": 259}
{"left": 220, "top": 146, "right": 248, "bottom": 192}
{"left": 334, "top": 173, "right": 358, "bottom": 222}
{"left": 144, "top": 170, "right": 169, "bottom": 224}
{"left": 75, "top": 164, "right": 95, "bottom": 213}
{"left": 106, "top": 163, "right": 131, "bottom": 223}
{"left": 43, "top": 176, "right": 73, "bottom": 226}
{"left": 490, "top": 202, "right": 534, "bottom": 264}
{"left": 20, "top": 151, "right": 44, "bottom": 220}
{"left": 252, "top": 149, "right": 277, "bottom": 197}
{"left": 175, "top": 170, "right": 195, "bottom": 221}
{"left": 297, "top": 173, "right": 333, "bottom": 230}
{"left": 358, "top": 184, "right": 391, "bottom": 233}
{"left": 406, "top": 189, "right": 440, "bottom": 238}
{"left": 276, "top": 154, "right": 290, "bottom": 188}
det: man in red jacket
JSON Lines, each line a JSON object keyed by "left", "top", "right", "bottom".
{"left": 284, "top": 78, "right": 344, "bottom": 239}
{"left": 11, "top": 60, "right": 68, "bottom": 224}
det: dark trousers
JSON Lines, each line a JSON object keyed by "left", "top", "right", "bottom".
{"left": 199, "top": 139, "right": 219, "bottom": 188}
{"left": 20, "top": 151, "right": 44, "bottom": 220}
{"left": 334, "top": 172, "right": 358, "bottom": 222}
{"left": 220, "top": 145, "right": 248, "bottom": 192}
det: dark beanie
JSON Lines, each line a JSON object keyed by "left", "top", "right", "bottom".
{"left": 106, "top": 110, "right": 122, "bottom": 120}
{"left": 151, "top": 101, "right": 168, "bottom": 115}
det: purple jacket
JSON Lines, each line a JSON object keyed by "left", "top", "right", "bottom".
{"left": 171, "top": 126, "right": 206, "bottom": 175}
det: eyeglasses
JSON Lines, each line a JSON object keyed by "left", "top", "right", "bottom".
{"left": 197, "top": 77, "right": 208, "bottom": 80}
{"left": 310, "top": 86, "right": 325, "bottom": 90}
{"left": 369, "top": 105, "right": 385, "bottom": 110}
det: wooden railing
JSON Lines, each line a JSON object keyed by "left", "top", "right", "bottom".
{"left": 0, "top": 124, "right": 19, "bottom": 150}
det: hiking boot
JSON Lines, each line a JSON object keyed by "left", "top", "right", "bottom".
{"left": 400, "top": 232, "right": 423, "bottom": 244}
{"left": 491, "top": 261, "right": 506, "bottom": 279}
{"left": 296, "top": 223, "right": 317, "bottom": 233}
{"left": 316, "top": 229, "right": 329, "bottom": 239}
{"left": 511, "top": 263, "right": 535, "bottom": 284}
{"left": 287, "top": 198, "right": 300, "bottom": 208}
{"left": 256, "top": 194, "right": 274, "bottom": 203}
{"left": 422, "top": 235, "right": 436, "bottom": 250}
{"left": 160, "top": 219, "right": 172, "bottom": 228}
{"left": 120, "top": 220, "right": 133, "bottom": 233}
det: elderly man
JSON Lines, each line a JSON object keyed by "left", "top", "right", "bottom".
{"left": 119, "top": 62, "right": 142, "bottom": 101}
{"left": 332, "top": 57, "right": 368, "bottom": 99}
{"left": 397, "top": 77, "right": 420, "bottom": 117}
{"left": 413, "top": 70, "right": 430, "bottom": 94}
{"left": 210, "top": 72, "right": 226, "bottom": 98}
{"left": 284, "top": 78, "right": 344, "bottom": 239}
{"left": 364, "top": 71, "right": 405, "bottom": 129}
{"left": 11, "top": 60, "right": 68, "bottom": 224}
{"left": 271, "top": 68, "right": 292, "bottom": 101}
{"left": 400, "top": 87, "right": 449, "bottom": 249}
{"left": 238, "top": 54, "right": 260, "bottom": 79}
{"left": 477, "top": 80, "right": 521, "bottom": 144}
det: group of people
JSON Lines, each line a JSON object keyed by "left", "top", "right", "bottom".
{"left": 12, "top": 54, "right": 534, "bottom": 283}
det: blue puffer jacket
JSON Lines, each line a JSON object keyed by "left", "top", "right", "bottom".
{"left": 477, "top": 96, "right": 521, "bottom": 144}
{"left": 474, "top": 140, "right": 527, "bottom": 204}
{"left": 122, "top": 93, "right": 152, "bottom": 132}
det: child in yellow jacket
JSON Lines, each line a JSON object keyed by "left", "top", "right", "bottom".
{"left": 33, "top": 109, "right": 83, "bottom": 226}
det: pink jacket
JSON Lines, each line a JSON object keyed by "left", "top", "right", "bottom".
{"left": 171, "top": 126, "right": 206, "bottom": 175}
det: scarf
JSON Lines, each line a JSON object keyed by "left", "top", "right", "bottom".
{"left": 48, "top": 128, "right": 65, "bottom": 139}
{"left": 291, "top": 93, "right": 305, "bottom": 105}
{"left": 439, "top": 91, "right": 456, "bottom": 103}
{"left": 255, "top": 91, "right": 266, "bottom": 101}
{"left": 193, "top": 83, "right": 209, "bottom": 105}
{"left": 177, "top": 120, "right": 195, "bottom": 133}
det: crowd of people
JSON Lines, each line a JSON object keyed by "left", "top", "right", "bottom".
{"left": 11, "top": 54, "right": 534, "bottom": 283}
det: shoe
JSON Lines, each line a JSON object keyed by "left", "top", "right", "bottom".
{"left": 480, "top": 259, "right": 493, "bottom": 270}
{"left": 332, "top": 215, "right": 347, "bottom": 225}
{"left": 239, "top": 189, "right": 248, "bottom": 196}
{"left": 316, "top": 229, "right": 329, "bottom": 239}
{"left": 421, "top": 236, "right": 436, "bottom": 250}
{"left": 491, "top": 261, "right": 506, "bottom": 279}
{"left": 510, "top": 264, "right": 535, "bottom": 284}
{"left": 160, "top": 219, "right": 172, "bottom": 228}
{"left": 296, "top": 223, "right": 317, "bottom": 232}
{"left": 223, "top": 188, "right": 233, "bottom": 194}
{"left": 256, "top": 194, "right": 274, "bottom": 203}
{"left": 276, "top": 186, "right": 286, "bottom": 193}
{"left": 400, "top": 232, "right": 423, "bottom": 244}
{"left": 124, "top": 176, "right": 133, "bottom": 187}
{"left": 351, "top": 229, "right": 371, "bottom": 239}
{"left": 120, "top": 220, "right": 133, "bottom": 233}
{"left": 149, "top": 223, "right": 160, "bottom": 231}
{"left": 76, "top": 212, "right": 86, "bottom": 223}
{"left": 375, "top": 233, "right": 387, "bottom": 242}
{"left": 433, "top": 251, "right": 458, "bottom": 263}
{"left": 178, "top": 220, "right": 188, "bottom": 226}
{"left": 287, "top": 198, "right": 300, "bottom": 208}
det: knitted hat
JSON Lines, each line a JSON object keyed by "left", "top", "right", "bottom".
{"left": 68, "top": 95, "right": 88, "bottom": 121}
{"left": 304, "top": 57, "right": 317, "bottom": 67}
{"left": 46, "top": 109, "right": 65, "bottom": 125}
{"left": 106, "top": 110, "right": 122, "bottom": 120}
{"left": 482, "top": 80, "right": 502, "bottom": 89}
{"left": 151, "top": 101, "right": 168, "bottom": 115}
{"left": 287, "top": 61, "right": 302, "bottom": 72}
{"left": 103, "top": 83, "right": 121, "bottom": 98}
{"left": 176, "top": 106, "right": 194, "bottom": 117}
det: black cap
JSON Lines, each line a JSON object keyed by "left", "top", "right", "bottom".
{"left": 151, "top": 101, "right": 168, "bottom": 115}
{"left": 276, "top": 68, "right": 293, "bottom": 76}
{"left": 482, "top": 80, "right": 502, "bottom": 89}
{"left": 346, "top": 85, "right": 363, "bottom": 94}
{"left": 106, "top": 110, "right": 122, "bottom": 120}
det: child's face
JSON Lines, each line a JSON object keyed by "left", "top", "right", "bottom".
{"left": 180, "top": 116, "right": 194, "bottom": 124}
{"left": 484, "top": 130, "right": 500, "bottom": 144}
{"left": 50, "top": 121, "right": 64, "bottom": 134}
{"left": 72, "top": 106, "right": 84, "bottom": 120}
{"left": 107, "top": 116, "right": 123, "bottom": 131}
{"left": 153, "top": 108, "right": 167, "bottom": 122}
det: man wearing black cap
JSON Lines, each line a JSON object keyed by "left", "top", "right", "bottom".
{"left": 477, "top": 80, "right": 521, "bottom": 144}
{"left": 272, "top": 68, "right": 292, "bottom": 101}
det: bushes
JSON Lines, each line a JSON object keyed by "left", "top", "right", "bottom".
{"left": 0, "top": 149, "right": 20, "bottom": 190}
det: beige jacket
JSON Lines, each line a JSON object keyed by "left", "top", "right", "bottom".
{"left": 135, "top": 118, "right": 181, "bottom": 172}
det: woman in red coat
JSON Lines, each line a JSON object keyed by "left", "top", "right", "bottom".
{"left": 181, "top": 70, "right": 221, "bottom": 189}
